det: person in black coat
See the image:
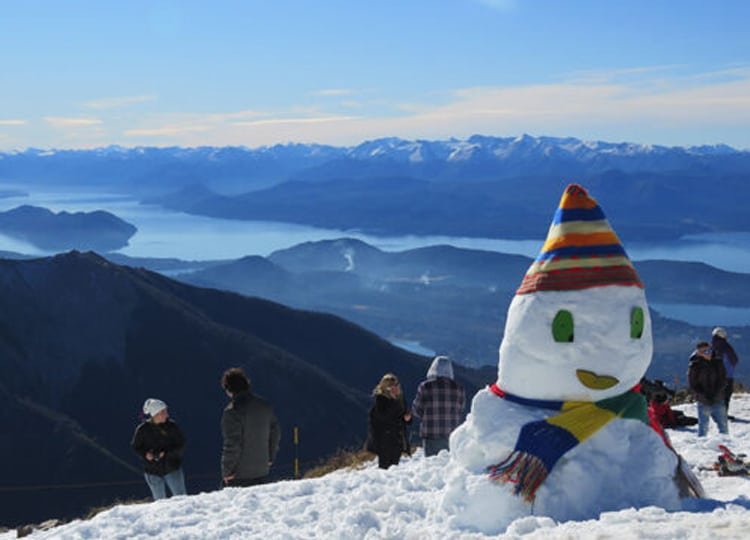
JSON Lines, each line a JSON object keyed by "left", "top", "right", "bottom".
{"left": 131, "top": 398, "right": 187, "bottom": 500}
{"left": 367, "top": 373, "right": 412, "bottom": 469}
{"left": 688, "top": 341, "right": 729, "bottom": 437}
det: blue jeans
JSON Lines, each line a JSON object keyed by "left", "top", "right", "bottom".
{"left": 423, "top": 437, "right": 450, "bottom": 457}
{"left": 697, "top": 402, "right": 728, "bottom": 437}
{"left": 144, "top": 468, "right": 187, "bottom": 500}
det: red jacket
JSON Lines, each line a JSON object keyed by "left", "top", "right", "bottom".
{"left": 648, "top": 400, "right": 677, "bottom": 429}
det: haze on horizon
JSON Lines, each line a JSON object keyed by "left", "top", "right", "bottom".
{"left": 1, "top": 0, "right": 749, "bottom": 151}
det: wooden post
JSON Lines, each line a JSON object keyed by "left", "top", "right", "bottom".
{"left": 293, "top": 426, "right": 300, "bottom": 479}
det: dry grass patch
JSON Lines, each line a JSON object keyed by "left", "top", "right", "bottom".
{"left": 303, "top": 448, "right": 376, "bottom": 479}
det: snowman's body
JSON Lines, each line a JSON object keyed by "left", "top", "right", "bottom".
{"left": 441, "top": 185, "right": 687, "bottom": 534}
{"left": 443, "top": 388, "right": 680, "bottom": 533}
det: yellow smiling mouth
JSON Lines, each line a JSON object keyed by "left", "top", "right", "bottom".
{"left": 576, "top": 369, "right": 619, "bottom": 390}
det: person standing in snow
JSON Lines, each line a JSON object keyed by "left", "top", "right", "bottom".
{"left": 711, "top": 327, "right": 739, "bottom": 416}
{"left": 411, "top": 356, "right": 465, "bottom": 457}
{"left": 131, "top": 398, "right": 187, "bottom": 500}
{"left": 367, "top": 373, "right": 412, "bottom": 469}
{"left": 221, "top": 367, "right": 280, "bottom": 487}
{"left": 688, "top": 341, "right": 729, "bottom": 437}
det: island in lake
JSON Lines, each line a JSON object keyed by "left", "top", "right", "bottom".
{"left": 0, "top": 205, "right": 137, "bottom": 252}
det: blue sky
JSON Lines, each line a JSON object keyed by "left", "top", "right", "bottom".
{"left": 1, "top": 0, "right": 749, "bottom": 150}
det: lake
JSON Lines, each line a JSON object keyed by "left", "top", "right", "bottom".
{"left": 1, "top": 189, "right": 749, "bottom": 269}
{"left": 0, "top": 189, "right": 749, "bottom": 326}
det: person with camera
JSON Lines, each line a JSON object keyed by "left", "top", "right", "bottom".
{"left": 711, "top": 327, "right": 740, "bottom": 417}
{"left": 688, "top": 341, "right": 729, "bottom": 437}
{"left": 131, "top": 398, "right": 187, "bottom": 500}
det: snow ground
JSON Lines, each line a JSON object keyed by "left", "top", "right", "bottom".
{"left": 6, "top": 394, "right": 750, "bottom": 539}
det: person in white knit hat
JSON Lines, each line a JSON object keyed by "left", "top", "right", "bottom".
{"left": 131, "top": 398, "right": 187, "bottom": 500}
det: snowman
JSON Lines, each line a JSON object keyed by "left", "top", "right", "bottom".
{"left": 442, "top": 184, "right": 698, "bottom": 534}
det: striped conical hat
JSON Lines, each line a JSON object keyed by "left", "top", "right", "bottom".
{"left": 517, "top": 184, "right": 642, "bottom": 295}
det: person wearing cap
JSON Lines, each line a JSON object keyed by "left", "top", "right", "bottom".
{"left": 411, "top": 356, "right": 465, "bottom": 457}
{"left": 221, "top": 367, "right": 280, "bottom": 487}
{"left": 711, "top": 327, "right": 740, "bottom": 416}
{"left": 130, "top": 398, "right": 187, "bottom": 500}
{"left": 688, "top": 341, "right": 729, "bottom": 437}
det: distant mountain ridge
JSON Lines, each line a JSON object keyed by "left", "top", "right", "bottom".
{"left": 2, "top": 134, "right": 748, "bottom": 194}
{"left": 182, "top": 237, "right": 750, "bottom": 386}
{"left": 3, "top": 133, "right": 750, "bottom": 242}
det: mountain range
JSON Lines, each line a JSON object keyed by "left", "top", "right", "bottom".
{"left": 176, "top": 238, "right": 749, "bottom": 386}
{"left": 3, "top": 135, "right": 749, "bottom": 242}
{"left": 3, "top": 135, "right": 748, "bottom": 192}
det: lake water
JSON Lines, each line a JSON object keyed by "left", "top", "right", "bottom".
{"left": 650, "top": 303, "right": 750, "bottom": 327}
{"left": 1, "top": 189, "right": 749, "bottom": 268}
{"left": 1, "top": 188, "right": 749, "bottom": 325}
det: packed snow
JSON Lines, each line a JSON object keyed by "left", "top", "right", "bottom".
{"left": 5, "top": 394, "right": 749, "bottom": 539}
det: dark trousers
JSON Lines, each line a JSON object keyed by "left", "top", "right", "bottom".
{"left": 377, "top": 447, "right": 401, "bottom": 469}
{"left": 423, "top": 437, "right": 450, "bottom": 457}
{"left": 224, "top": 476, "right": 267, "bottom": 488}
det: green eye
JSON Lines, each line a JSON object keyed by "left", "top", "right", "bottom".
{"left": 552, "top": 310, "right": 574, "bottom": 343}
{"left": 631, "top": 307, "right": 644, "bottom": 339}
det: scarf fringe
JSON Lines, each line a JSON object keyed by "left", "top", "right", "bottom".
{"left": 487, "top": 450, "right": 548, "bottom": 502}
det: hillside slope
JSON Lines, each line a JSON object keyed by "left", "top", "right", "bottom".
{"left": 0, "top": 252, "right": 484, "bottom": 526}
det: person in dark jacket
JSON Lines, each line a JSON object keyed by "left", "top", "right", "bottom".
{"left": 411, "top": 356, "right": 466, "bottom": 457}
{"left": 221, "top": 367, "right": 280, "bottom": 487}
{"left": 711, "top": 327, "right": 740, "bottom": 416}
{"left": 688, "top": 341, "right": 729, "bottom": 437}
{"left": 131, "top": 398, "right": 187, "bottom": 500}
{"left": 368, "top": 373, "right": 411, "bottom": 469}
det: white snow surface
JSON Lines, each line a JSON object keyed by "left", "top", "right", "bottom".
{"left": 9, "top": 394, "right": 750, "bottom": 539}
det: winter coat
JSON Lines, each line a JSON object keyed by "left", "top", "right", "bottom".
{"left": 712, "top": 335, "right": 739, "bottom": 378}
{"left": 221, "top": 391, "right": 280, "bottom": 481}
{"left": 688, "top": 353, "right": 727, "bottom": 405}
{"left": 131, "top": 419, "right": 186, "bottom": 477}
{"left": 367, "top": 394, "right": 408, "bottom": 457}
{"left": 412, "top": 380, "right": 465, "bottom": 439}
{"left": 648, "top": 400, "right": 677, "bottom": 429}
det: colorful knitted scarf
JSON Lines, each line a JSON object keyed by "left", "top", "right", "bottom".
{"left": 486, "top": 383, "right": 650, "bottom": 502}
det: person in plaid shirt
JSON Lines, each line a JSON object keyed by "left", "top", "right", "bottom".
{"left": 411, "top": 356, "right": 466, "bottom": 457}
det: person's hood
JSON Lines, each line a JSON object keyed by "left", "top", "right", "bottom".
{"left": 427, "top": 356, "right": 454, "bottom": 380}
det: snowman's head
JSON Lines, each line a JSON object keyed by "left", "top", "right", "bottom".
{"left": 496, "top": 184, "right": 651, "bottom": 402}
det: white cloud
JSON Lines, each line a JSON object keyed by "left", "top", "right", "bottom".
{"left": 232, "top": 115, "right": 360, "bottom": 127}
{"left": 124, "top": 124, "right": 212, "bottom": 137}
{"left": 44, "top": 117, "right": 103, "bottom": 127}
{"left": 312, "top": 88, "right": 356, "bottom": 97}
{"left": 84, "top": 95, "right": 157, "bottom": 110}
{"left": 33, "top": 64, "right": 750, "bottom": 150}
{"left": 0, "top": 119, "right": 27, "bottom": 126}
